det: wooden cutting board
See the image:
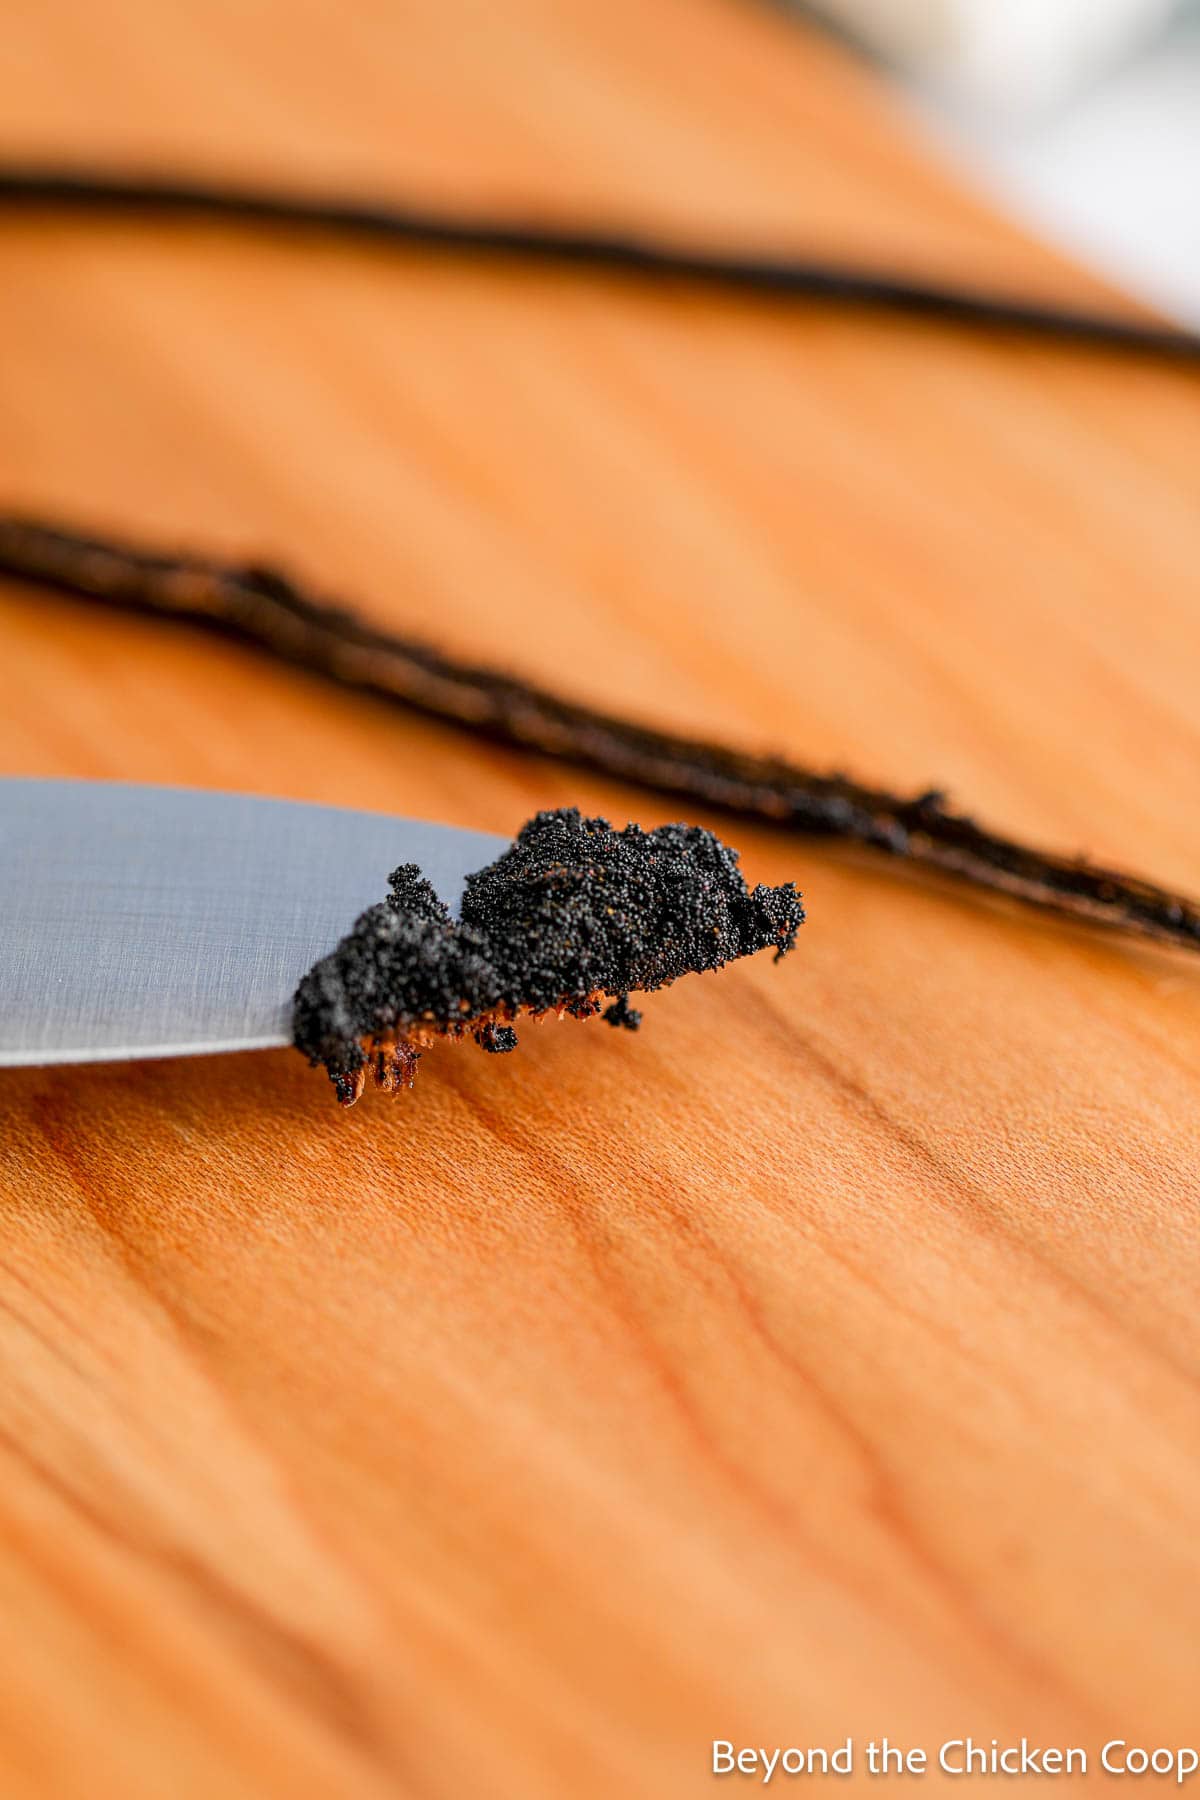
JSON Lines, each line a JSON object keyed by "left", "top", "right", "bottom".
{"left": 1, "top": 2, "right": 1198, "bottom": 1793}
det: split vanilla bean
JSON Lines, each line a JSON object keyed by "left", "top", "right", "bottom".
{"left": 2, "top": 510, "right": 1199, "bottom": 956}
{"left": 1, "top": 165, "right": 1199, "bottom": 365}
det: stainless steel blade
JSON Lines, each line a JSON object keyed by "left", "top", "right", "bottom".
{"left": 0, "top": 779, "right": 507, "bottom": 1066}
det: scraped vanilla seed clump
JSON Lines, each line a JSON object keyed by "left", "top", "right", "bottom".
{"left": 292, "top": 807, "right": 804, "bottom": 1104}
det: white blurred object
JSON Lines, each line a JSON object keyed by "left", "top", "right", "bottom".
{"left": 809, "top": 0, "right": 1183, "bottom": 111}
{"left": 908, "top": 12, "right": 1200, "bottom": 325}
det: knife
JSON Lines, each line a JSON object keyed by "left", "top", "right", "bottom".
{"left": 0, "top": 779, "right": 506, "bottom": 1067}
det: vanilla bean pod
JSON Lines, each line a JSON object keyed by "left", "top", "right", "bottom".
{"left": 1, "top": 166, "right": 1199, "bottom": 365}
{"left": 2, "top": 511, "right": 1198, "bottom": 954}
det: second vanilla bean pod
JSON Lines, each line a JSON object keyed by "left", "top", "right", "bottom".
{"left": 2, "top": 509, "right": 1198, "bottom": 955}
{"left": 1, "top": 166, "right": 1198, "bottom": 367}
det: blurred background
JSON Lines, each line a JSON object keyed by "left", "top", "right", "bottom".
{"left": 798, "top": 0, "right": 1200, "bottom": 322}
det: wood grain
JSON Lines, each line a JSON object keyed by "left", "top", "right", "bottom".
{"left": 1, "top": 1, "right": 1199, "bottom": 1793}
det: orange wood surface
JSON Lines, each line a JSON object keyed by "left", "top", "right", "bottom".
{"left": 1, "top": 2, "right": 1199, "bottom": 1793}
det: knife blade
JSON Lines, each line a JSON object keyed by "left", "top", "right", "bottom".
{"left": 0, "top": 779, "right": 506, "bottom": 1067}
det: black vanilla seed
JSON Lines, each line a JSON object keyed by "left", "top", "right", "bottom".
{"left": 291, "top": 807, "right": 804, "bottom": 1104}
